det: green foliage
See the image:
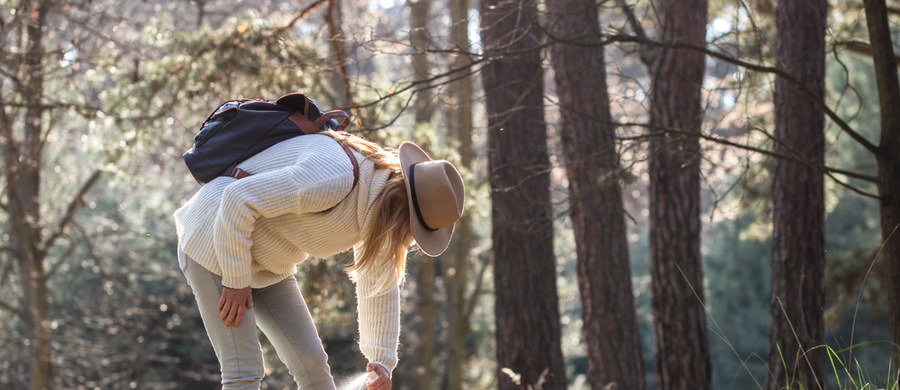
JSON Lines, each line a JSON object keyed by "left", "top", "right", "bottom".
{"left": 825, "top": 343, "right": 899, "bottom": 390}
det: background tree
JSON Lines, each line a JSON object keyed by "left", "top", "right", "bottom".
{"left": 862, "top": 0, "right": 900, "bottom": 364}
{"left": 5, "top": 1, "right": 56, "bottom": 388}
{"left": 766, "top": 1, "right": 827, "bottom": 388}
{"left": 407, "top": 0, "right": 438, "bottom": 386}
{"left": 547, "top": 0, "right": 646, "bottom": 388}
{"left": 645, "top": 0, "right": 711, "bottom": 388}
{"left": 442, "top": 0, "right": 479, "bottom": 385}
{"left": 480, "top": 0, "right": 567, "bottom": 387}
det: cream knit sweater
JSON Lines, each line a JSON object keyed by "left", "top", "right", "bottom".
{"left": 174, "top": 134, "right": 401, "bottom": 370}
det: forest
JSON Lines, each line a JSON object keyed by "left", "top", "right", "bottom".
{"left": 1, "top": 0, "right": 898, "bottom": 389}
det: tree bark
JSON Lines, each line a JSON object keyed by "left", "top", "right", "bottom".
{"left": 647, "top": 0, "right": 711, "bottom": 389}
{"left": 480, "top": 0, "right": 567, "bottom": 387}
{"left": 444, "top": 0, "right": 474, "bottom": 387}
{"left": 546, "top": 0, "right": 646, "bottom": 389}
{"left": 862, "top": 0, "right": 900, "bottom": 367}
{"left": 766, "top": 1, "right": 827, "bottom": 389}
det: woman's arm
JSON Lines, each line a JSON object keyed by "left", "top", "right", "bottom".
{"left": 353, "top": 245, "right": 402, "bottom": 373}
{"left": 213, "top": 161, "right": 354, "bottom": 288}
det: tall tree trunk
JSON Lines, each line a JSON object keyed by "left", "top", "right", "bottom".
{"left": 444, "top": 0, "right": 474, "bottom": 387}
{"left": 408, "top": 0, "right": 437, "bottom": 387}
{"left": 862, "top": 0, "right": 900, "bottom": 367}
{"left": 766, "top": 1, "right": 827, "bottom": 389}
{"left": 647, "top": 0, "right": 711, "bottom": 389}
{"left": 19, "top": 1, "right": 54, "bottom": 389}
{"left": 546, "top": 0, "right": 645, "bottom": 389}
{"left": 326, "top": 0, "right": 351, "bottom": 107}
{"left": 480, "top": 0, "right": 567, "bottom": 388}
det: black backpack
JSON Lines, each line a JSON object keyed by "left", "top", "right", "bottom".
{"left": 184, "top": 92, "right": 359, "bottom": 186}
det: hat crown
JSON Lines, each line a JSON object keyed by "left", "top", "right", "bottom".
{"left": 411, "top": 161, "right": 464, "bottom": 230}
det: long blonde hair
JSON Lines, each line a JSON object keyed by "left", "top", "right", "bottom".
{"left": 323, "top": 130, "right": 413, "bottom": 287}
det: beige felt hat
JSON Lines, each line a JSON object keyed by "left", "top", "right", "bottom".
{"left": 399, "top": 141, "right": 465, "bottom": 257}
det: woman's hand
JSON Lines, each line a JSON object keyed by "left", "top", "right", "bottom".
{"left": 218, "top": 286, "right": 252, "bottom": 327}
{"left": 365, "top": 362, "right": 391, "bottom": 390}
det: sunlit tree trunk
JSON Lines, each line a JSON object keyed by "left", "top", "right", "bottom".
{"left": 444, "top": 0, "right": 475, "bottom": 385}
{"left": 408, "top": 0, "right": 437, "bottom": 387}
{"left": 546, "top": 0, "right": 646, "bottom": 388}
{"left": 326, "top": 0, "right": 351, "bottom": 107}
{"left": 766, "top": 1, "right": 827, "bottom": 389}
{"left": 480, "top": 0, "right": 567, "bottom": 387}
{"left": 862, "top": 0, "right": 900, "bottom": 367}
{"left": 646, "top": 0, "right": 711, "bottom": 389}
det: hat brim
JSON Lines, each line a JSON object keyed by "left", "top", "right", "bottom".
{"left": 399, "top": 142, "right": 455, "bottom": 257}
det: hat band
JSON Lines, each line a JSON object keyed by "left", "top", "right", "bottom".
{"left": 408, "top": 162, "right": 438, "bottom": 232}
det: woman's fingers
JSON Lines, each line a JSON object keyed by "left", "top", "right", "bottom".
{"left": 218, "top": 286, "right": 252, "bottom": 327}
{"left": 232, "top": 304, "right": 244, "bottom": 327}
{"left": 366, "top": 363, "right": 391, "bottom": 390}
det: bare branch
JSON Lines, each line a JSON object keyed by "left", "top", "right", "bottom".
{"left": 0, "top": 101, "right": 103, "bottom": 115}
{"left": 463, "top": 248, "right": 491, "bottom": 327}
{"left": 833, "top": 40, "right": 900, "bottom": 66}
{"left": 744, "top": 0, "right": 775, "bottom": 15}
{"left": 41, "top": 169, "right": 102, "bottom": 254}
{"left": 616, "top": 124, "right": 880, "bottom": 199}
{"left": 44, "top": 235, "right": 77, "bottom": 280}
{"left": 275, "top": 0, "right": 329, "bottom": 35}
{"left": 0, "top": 298, "right": 25, "bottom": 320}
{"left": 614, "top": 0, "right": 657, "bottom": 65}
{"left": 594, "top": 34, "right": 882, "bottom": 155}
{"left": 616, "top": 0, "right": 650, "bottom": 40}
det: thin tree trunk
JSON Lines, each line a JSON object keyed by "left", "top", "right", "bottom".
{"left": 410, "top": 0, "right": 433, "bottom": 124}
{"left": 766, "top": 1, "right": 827, "bottom": 389}
{"left": 408, "top": 0, "right": 437, "bottom": 387}
{"left": 412, "top": 258, "right": 437, "bottom": 389}
{"left": 20, "top": 1, "right": 53, "bottom": 389}
{"left": 647, "top": 0, "right": 711, "bottom": 389}
{"left": 444, "top": 0, "right": 474, "bottom": 387}
{"left": 862, "top": 0, "right": 900, "bottom": 369}
{"left": 546, "top": 0, "right": 645, "bottom": 388}
{"left": 480, "top": 0, "right": 567, "bottom": 387}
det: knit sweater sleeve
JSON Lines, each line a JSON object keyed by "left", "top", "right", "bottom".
{"left": 353, "top": 243, "right": 402, "bottom": 371}
{"left": 214, "top": 161, "right": 353, "bottom": 288}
